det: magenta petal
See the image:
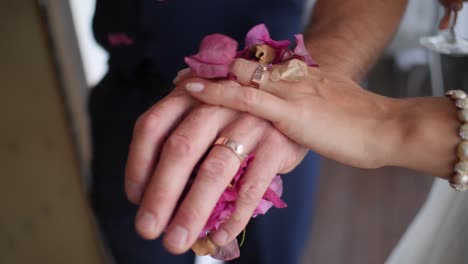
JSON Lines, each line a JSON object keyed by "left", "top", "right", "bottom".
{"left": 196, "top": 34, "right": 238, "bottom": 64}
{"left": 292, "top": 34, "right": 318, "bottom": 66}
{"left": 263, "top": 188, "right": 287, "bottom": 209}
{"left": 253, "top": 199, "right": 273, "bottom": 217}
{"left": 253, "top": 175, "right": 287, "bottom": 217}
{"left": 269, "top": 175, "right": 284, "bottom": 196}
{"left": 211, "top": 239, "right": 240, "bottom": 261}
{"left": 200, "top": 193, "right": 237, "bottom": 236}
{"left": 185, "top": 34, "right": 238, "bottom": 79}
{"left": 263, "top": 175, "right": 287, "bottom": 208}
{"left": 245, "top": 24, "right": 270, "bottom": 47}
{"left": 184, "top": 56, "right": 230, "bottom": 79}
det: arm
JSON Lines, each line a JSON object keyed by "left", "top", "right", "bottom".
{"left": 386, "top": 97, "right": 458, "bottom": 178}
{"left": 304, "top": 0, "right": 408, "bottom": 81}
{"left": 185, "top": 59, "right": 459, "bottom": 178}
{"left": 126, "top": 0, "right": 411, "bottom": 254}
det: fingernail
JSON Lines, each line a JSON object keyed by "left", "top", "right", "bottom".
{"left": 166, "top": 225, "right": 188, "bottom": 249}
{"left": 125, "top": 180, "right": 142, "bottom": 203}
{"left": 211, "top": 228, "right": 228, "bottom": 246}
{"left": 185, "top": 82, "right": 204, "bottom": 92}
{"left": 173, "top": 68, "right": 191, "bottom": 84}
{"left": 136, "top": 211, "right": 157, "bottom": 233}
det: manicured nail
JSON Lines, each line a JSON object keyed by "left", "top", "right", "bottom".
{"left": 185, "top": 82, "right": 204, "bottom": 92}
{"left": 125, "top": 180, "right": 142, "bottom": 203}
{"left": 173, "top": 68, "right": 191, "bottom": 84}
{"left": 136, "top": 211, "right": 157, "bottom": 234}
{"left": 166, "top": 225, "right": 188, "bottom": 249}
{"left": 211, "top": 228, "right": 228, "bottom": 246}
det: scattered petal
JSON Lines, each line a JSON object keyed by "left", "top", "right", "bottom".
{"left": 184, "top": 57, "right": 230, "bottom": 79}
{"left": 245, "top": 24, "right": 270, "bottom": 47}
{"left": 211, "top": 239, "right": 241, "bottom": 261}
{"left": 292, "top": 35, "right": 318, "bottom": 67}
{"left": 184, "top": 24, "right": 318, "bottom": 261}
{"left": 185, "top": 34, "right": 238, "bottom": 78}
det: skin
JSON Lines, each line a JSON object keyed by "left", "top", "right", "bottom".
{"left": 186, "top": 59, "right": 460, "bottom": 178}
{"left": 125, "top": 0, "right": 408, "bottom": 254}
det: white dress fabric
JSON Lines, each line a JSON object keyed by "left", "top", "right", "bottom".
{"left": 386, "top": 179, "right": 468, "bottom": 264}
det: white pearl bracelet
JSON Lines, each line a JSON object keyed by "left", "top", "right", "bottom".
{"left": 447, "top": 90, "right": 468, "bottom": 191}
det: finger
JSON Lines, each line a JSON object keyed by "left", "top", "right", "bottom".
{"left": 173, "top": 68, "right": 195, "bottom": 84}
{"left": 210, "top": 130, "right": 285, "bottom": 247}
{"left": 135, "top": 105, "right": 237, "bottom": 240}
{"left": 229, "top": 59, "right": 290, "bottom": 97}
{"left": 163, "top": 115, "right": 268, "bottom": 253}
{"left": 185, "top": 80, "right": 290, "bottom": 125}
{"left": 125, "top": 94, "right": 195, "bottom": 204}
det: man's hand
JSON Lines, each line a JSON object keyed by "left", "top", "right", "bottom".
{"left": 125, "top": 61, "right": 307, "bottom": 254}
{"left": 124, "top": 0, "right": 411, "bottom": 255}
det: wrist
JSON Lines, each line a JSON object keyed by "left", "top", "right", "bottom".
{"left": 381, "top": 97, "right": 459, "bottom": 177}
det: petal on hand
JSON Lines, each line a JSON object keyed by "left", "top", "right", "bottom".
{"left": 211, "top": 239, "right": 241, "bottom": 261}
{"left": 252, "top": 199, "right": 273, "bottom": 217}
{"left": 292, "top": 34, "right": 318, "bottom": 67}
{"left": 263, "top": 175, "right": 287, "bottom": 209}
{"left": 185, "top": 34, "right": 238, "bottom": 78}
{"left": 253, "top": 175, "right": 287, "bottom": 217}
{"left": 196, "top": 34, "right": 238, "bottom": 64}
{"left": 184, "top": 57, "right": 230, "bottom": 78}
{"left": 245, "top": 24, "right": 270, "bottom": 47}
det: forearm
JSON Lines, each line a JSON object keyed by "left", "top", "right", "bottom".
{"left": 382, "top": 97, "right": 459, "bottom": 178}
{"left": 304, "top": 0, "right": 408, "bottom": 81}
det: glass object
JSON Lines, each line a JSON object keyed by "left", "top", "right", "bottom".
{"left": 420, "top": 1, "right": 468, "bottom": 56}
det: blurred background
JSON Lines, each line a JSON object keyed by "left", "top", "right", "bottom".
{"left": 1, "top": 1, "right": 467, "bottom": 263}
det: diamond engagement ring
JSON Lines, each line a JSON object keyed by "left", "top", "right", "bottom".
{"left": 214, "top": 137, "right": 247, "bottom": 160}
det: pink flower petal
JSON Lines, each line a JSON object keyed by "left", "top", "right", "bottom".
{"left": 253, "top": 175, "right": 287, "bottom": 217}
{"left": 241, "top": 24, "right": 291, "bottom": 64}
{"left": 211, "top": 239, "right": 240, "bottom": 261}
{"left": 185, "top": 34, "right": 238, "bottom": 78}
{"left": 184, "top": 57, "right": 230, "bottom": 79}
{"left": 263, "top": 187, "right": 287, "bottom": 209}
{"left": 268, "top": 174, "right": 284, "bottom": 196}
{"left": 196, "top": 34, "right": 238, "bottom": 64}
{"left": 245, "top": 24, "right": 270, "bottom": 47}
{"left": 253, "top": 199, "right": 273, "bottom": 217}
{"left": 292, "top": 34, "right": 318, "bottom": 67}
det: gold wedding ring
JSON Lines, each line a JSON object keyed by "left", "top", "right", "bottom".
{"left": 214, "top": 137, "right": 247, "bottom": 160}
{"left": 250, "top": 64, "right": 268, "bottom": 89}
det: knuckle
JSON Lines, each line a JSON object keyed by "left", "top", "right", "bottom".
{"left": 141, "top": 189, "right": 171, "bottom": 211}
{"left": 230, "top": 59, "right": 248, "bottom": 74}
{"left": 164, "top": 132, "right": 194, "bottom": 157}
{"left": 238, "top": 180, "right": 266, "bottom": 204}
{"left": 198, "top": 157, "right": 229, "bottom": 183}
{"left": 221, "top": 212, "right": 248, "bottom": 238}
{"left": 134, "top": 110, "right": 162, "bottom": 137}
{"left": 239, "top": 87, "right": 259, "bottom": 110}
{"left": 176, "top": 205, "right": 204, "bottom": 225}
{"left": 228, "top": 212, "right": 244, "bottom": 226}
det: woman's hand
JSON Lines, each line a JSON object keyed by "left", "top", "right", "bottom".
{"left": 185, "top": 59, "right": 398, "bottom": 170}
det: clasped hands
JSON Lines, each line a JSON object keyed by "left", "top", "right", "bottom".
{"left": 125, "top": 58, "right": 396, "bottom": 254}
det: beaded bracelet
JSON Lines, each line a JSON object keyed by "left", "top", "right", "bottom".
{"left": 446, "top": 90, "right": 468, "bottom": 191}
